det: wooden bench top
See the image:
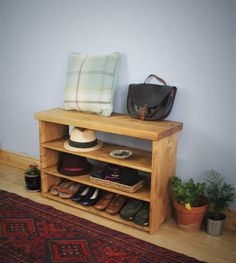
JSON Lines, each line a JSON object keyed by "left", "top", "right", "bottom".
{"left": 35, "top": 108, "right": 183, "bottom": 141}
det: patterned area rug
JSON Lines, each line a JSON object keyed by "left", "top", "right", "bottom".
{"left": 0, "top": 190, "right": 205, "bottom": 263}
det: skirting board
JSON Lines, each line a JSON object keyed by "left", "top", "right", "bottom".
{"left": 0, "top": 149, "right": 39, "bottom": 170}
{"left": 0, "top": 149, "right": 235, "bottom": 232}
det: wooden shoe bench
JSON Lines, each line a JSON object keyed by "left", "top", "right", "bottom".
{"left": 35, "top": 108, "right": 183, "bottom": 234}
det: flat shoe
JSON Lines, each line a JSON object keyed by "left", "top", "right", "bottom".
{"left": 71, "top": 185, "right": 91, "bottom": 202}
{"left": 78, "top": 187, "right": 96, "bottom": 204}
{"left": 105, "top": 194, "right": 126, "bottom": 215}
{"left": 94, "top": 192, "right": 114, "bottom": 210}
{"left": 80, "top": 188, "right": 102, "bottom": 206}
{"left": 59, "top": 182, "right": 81, "bottom": 199}
{"left": 133, "top": 202, "right": 150, "bottom": 226}
{"left": 49, "top": 179, "right": 71, "bottom": 196}
{"left": 120, "top": 199, "right": 143, "bottom": 220}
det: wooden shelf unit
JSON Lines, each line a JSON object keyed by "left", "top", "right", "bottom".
{"left": 35, "top": 108, "right": 183, "bottom": 234}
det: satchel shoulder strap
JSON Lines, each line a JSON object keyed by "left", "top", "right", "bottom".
{"left": 144, "top": 74, "right": 167, "bottom": 85}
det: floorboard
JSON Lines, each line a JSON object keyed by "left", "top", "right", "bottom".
{"left": 0, "top": 163, "right": 235, "bottom": 263}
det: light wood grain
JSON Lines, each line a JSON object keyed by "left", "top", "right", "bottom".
{"left": 43, "top": 192, "right": 149, "bottom": 232}
{"left": 44, "top": 166, "right": 150, "bottom": 202}
{"left": 0, "top": 163, "right": 236, "bottom": 263}
{"left": 149, "top": 134, "right": 177, "bottom": 234}
{"left": 35, "top": 109, "right": 183, "bottom": 234}
{"left": 0, "top": 149, "right": 39, "bottom": 169}
{"left": 39, "top": 122, "right": 68, "bottom": 193}
{"left": 43, "top": 138, "right": 152, "bottom": 172}
{"left": 35, "top": 108, "right": 183, "bottom": 141}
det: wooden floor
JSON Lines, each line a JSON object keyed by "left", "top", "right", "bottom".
{"left": 0, "top": 162, "right": 235, "bottom": 263}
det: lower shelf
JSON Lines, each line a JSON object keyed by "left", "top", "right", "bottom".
{"left": 44, "top": 166, "right": 150, "bottom": 202}
{"left": 42, "top": 192, "right": 149, "bottom": 232}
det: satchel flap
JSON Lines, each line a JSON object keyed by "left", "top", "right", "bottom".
{"left": 128, "top": 84, "right": 174, "bottom": 108}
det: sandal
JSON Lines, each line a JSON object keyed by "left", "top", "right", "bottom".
{"left": 59, "top": 182, "right": 81, "bottom": 199}
{"left": 49, "top": 179, "right": 72, "bottom": 196}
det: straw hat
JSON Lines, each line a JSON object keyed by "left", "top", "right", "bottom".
{"left": 64, "top": 127, "right": 103, "bottom": 152}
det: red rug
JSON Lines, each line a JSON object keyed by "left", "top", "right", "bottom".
{"left": 0, "top": 190, "right": 206, "bottom": 263}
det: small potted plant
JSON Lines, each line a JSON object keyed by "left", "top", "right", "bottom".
{"left": 171, "top": 176, "right": 208, "bottom": 231}
{"left": 204, "top": 170, "right": 235, "bottom": 236}
{"left": 24, "top": 163, "right": 41, "bottom": 192}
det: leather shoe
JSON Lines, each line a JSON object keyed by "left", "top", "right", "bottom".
{"left": 120, "top": 199, "right": 143, "bottom": 220}
{"left": 80, "top": 188, "right": 101, "bottom": 206}
{"left": 71, "top": 185, "right": 91, "bottom": 202}
{"left": 105, "top": 194, "right": 126, "bottom": 214}
{"left": 94, "top": 192, "right": 114, "bottom": 210}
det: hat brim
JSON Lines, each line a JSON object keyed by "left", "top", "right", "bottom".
{"left": 64, "top": 139, "right": 103, "bottom": 152}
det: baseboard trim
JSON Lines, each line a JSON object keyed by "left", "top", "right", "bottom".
{"left": 224, "top": 210, "right": 236, "bottom": 232}
{"left": 0, "top": 149, "right": 39, "bottom": 170}
{"left": 0, "top": 149, "right": 235, "bottom": 232}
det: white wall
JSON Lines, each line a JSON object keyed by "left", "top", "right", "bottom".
{"left": 0, "top": 0, "right": 4, "bottom": 147}
{"left": 234, "top": 0, "right": 236, "bottom": 204}
{"left": 1, "top": 0, "right": 235, "bottom": 207}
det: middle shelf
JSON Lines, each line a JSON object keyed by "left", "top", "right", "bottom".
{"left": 44, "top": 166, "right": 151, "bottom": 202}
{"left": 42, "top": 138, "right": 152, "bottom": 173}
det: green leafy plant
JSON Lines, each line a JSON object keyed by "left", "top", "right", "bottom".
{"left": 171, "top": 176, "right": 206, "bottom": 209}
{"left": 204, "top": 170, "right": 235, "bottom": 220}
{"left": 24, "top": 164, "right": 40, "bottom": 176}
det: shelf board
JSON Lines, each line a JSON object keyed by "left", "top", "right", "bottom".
{"left": 35, "top": 108, "right": 183, "bottom": 141}
{"left": 42, "top": 139, "right": 152, "bottom": 173}
{"left": 42, "top": 192, "right": 149, "bottom": 232}
{"left": 44, "top": 166, "right": 150, "bottom": 202}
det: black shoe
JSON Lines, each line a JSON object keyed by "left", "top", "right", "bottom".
{"left": 80, "top": 188, "right": 102, "bottom": 206}
{"left": 133, "top": 202, "right": 149, "bottom": 226}
{"left": 71, "top": 185, "right": 91, "bottom": 202}
{"left": 77, "top": 187, "right": 96, "bottom": 204}
{"left": 120, "top": 199, "right": 143, "bottom": 220}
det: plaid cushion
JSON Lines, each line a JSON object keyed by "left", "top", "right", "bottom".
{"left": 64, "top": 52, "right": 120, "bottom": 116}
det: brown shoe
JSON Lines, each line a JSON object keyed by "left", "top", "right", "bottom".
{"left": 94, "top": 192, "right": 114, "bottom": 210}
{"left": 105, "top": 194, "right": 126, "bottom": 214}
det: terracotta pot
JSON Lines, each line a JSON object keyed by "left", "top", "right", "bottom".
{"left": 173, "top": 200, "right": 208, "bottom": 231}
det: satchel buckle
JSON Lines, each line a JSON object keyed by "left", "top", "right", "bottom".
{"left": 139, "top": 104, "right": 147, "bottom": 121}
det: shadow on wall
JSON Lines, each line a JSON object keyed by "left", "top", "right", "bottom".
{"left": 113, "top": 52, "right": 130, "bottom": 114}
{"left": 176, "top": 123, "right": 234, "bottom": 194}
{"left": 96, "top": 131, "right": 152, "bottom": 152}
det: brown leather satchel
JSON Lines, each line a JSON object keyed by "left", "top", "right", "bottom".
{"left": 127, "top": 74, "right": 177, "bottom": 121}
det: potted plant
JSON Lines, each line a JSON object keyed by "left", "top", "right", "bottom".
{"left": 204, "top": 170, "right": 235, "bottom": 236}
{"left": 24, "top": 163, "right": 41, "bottom": 192}
{"left": 171, "top": 176, "right": 208, "bottom": 231}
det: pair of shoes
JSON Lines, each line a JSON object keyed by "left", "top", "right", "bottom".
{"left": 59, "top": 182, "right": 81, "bottom": 199}
{"left": 105, "top": 194, "right": 126, "bottom": 214}
{"left": 80, "top": 188, "right": 102, "bottom": 206}
{"left": 50, "top": 179, "right": 80, "bottom": 199}
{"left": 120, "top": 199, "right": 149, "bottom": 226}
{"left": 71, "top": 185, "right": 90, "bottom": 202}
{"left": 72, "top": 185, "right": 101, "bottom": 206}
{"left": 120, "top": 199, "right": 143, "bottom": 220}
{"left": 50, "top": 179, "right": 71, "bottom": 195}
{"left": 94, "top": 192, "right": 115, "bottom": 210}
